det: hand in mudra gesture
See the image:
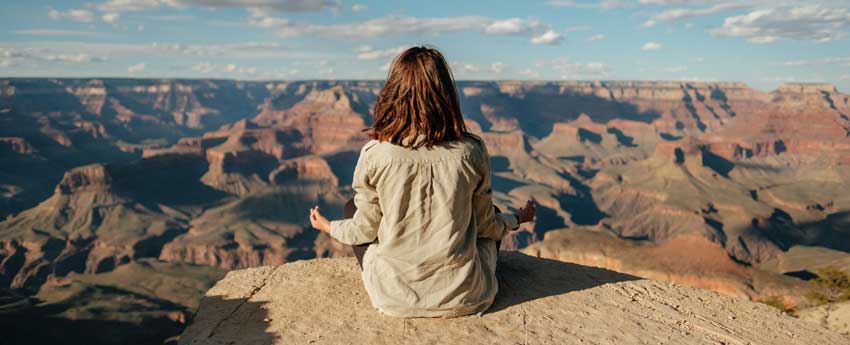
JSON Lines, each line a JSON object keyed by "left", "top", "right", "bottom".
{"left": 309, "top": 205, "right": 331, "bottom": 233}
{"left": 516, "top": 200, "right": 536, "bottom": 224}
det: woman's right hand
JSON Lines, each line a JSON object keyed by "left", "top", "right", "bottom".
{"left": 516, "top": 200, "right": 536, "bottom": 224}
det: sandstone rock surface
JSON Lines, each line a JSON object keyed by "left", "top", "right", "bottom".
{"left": 180, "top": 252, "right": 845, "bottom": 345}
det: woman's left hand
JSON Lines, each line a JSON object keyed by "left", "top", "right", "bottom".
{"left": 310, "top": 205, "right": 331, "bottom": 233}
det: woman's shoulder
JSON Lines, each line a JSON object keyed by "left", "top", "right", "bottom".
{"left": 462, "top": 132, "right": 485, "bottom": 145}
{"left": 361, "top": 139, "right": 381, "bottom": 153}
{"left": 460, "top": 132, "right": 488, "bottom": 155}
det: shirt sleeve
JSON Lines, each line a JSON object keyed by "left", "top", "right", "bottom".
{"left": 472, "top": 141, "right": 519, "bottom": 240}
{"left": 329, "top": 146, "right": 381, "bottom": 245}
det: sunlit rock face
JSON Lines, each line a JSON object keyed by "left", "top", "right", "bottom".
{"left": 180, "top": 252, "right": 847, "bottom": 345}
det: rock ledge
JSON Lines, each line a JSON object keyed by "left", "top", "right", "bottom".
{"left": 180, "top": 252, "right": 845, "bottom": 345}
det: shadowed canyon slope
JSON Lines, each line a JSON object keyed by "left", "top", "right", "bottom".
{"left": 180, "top": 252, "right": 847, "bottom": 345}
{"left": 2, "top": 78, "right": 850, "bottom": 343}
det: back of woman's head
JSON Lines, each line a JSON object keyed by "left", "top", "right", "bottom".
{"left": 369, "top": 46, "right": 467, "bottom": 149}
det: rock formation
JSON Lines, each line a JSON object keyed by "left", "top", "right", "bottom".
{"left": 2, "top": 78, "right": 850, "bottom": 344}
{"left": 179, "top": 252, "right": 846, "bottom": 345}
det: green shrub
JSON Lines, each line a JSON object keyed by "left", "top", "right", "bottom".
{"left": 805, "top": 266, "right": 850, "bottom": 306}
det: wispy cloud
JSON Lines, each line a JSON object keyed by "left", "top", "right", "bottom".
{"left": 664, "top": 65, "right": 688, "bottom": 73}
{"left": 46, "top": 53, "right": 107, "bottom": 64}
{"left": 47, "top": 7, "right": 95, "bottom": 22}
{"left": 94, "top": 0, "right": 338, "bottom": 13}
{"left": 450, "top": 61, "right": 510, "bottom": 76}
{"left": 354, "top": 45, "right": 410, "bottom": 60}
{"left": 149, "top": 41, "right": 326, "bottom": 59}
{"left": 780, "top": 56, "right": 850, "bottom": 66}
{"left": 127, "top": 62, "right": 145, "bottom": 73}
{"left": 642, "top": 3, "right": 745, "bottom": 28}
{"left": 15, "top": 29, "right": 108, "bottom": 37}
{"left": 712, "top": 4, "right": 850, "bottom": 43}
{"left": 538, "top": 58, "right": 611, "bottom": 79}
{"left": 249, "top": 14, "right": 564, "bottom": 45}
{"left": 531, "top": 30, "right": 563, "bottom": 45}
{"left": 641, "top": 42, "right": 662, "bottom": 50}
{"left": 251, "top": 15, "right": 490, "bottom": 38}
{"left": 547, "top": 0, "right": 632, "bottom": 10}
{"left": 586, "top": 34, "right": 606, "bottom": 42}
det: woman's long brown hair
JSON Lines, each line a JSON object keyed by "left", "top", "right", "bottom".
{"left": 368, "top": 46, "right": 468, "bottom": 149}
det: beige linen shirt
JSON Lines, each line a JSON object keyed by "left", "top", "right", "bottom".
{"left": 329, "top": 133, "right": 519, "bottom": 318}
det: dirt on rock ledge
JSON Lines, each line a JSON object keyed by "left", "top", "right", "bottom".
{"left": 180, "top": 252, "right": 845, "bottom": 345}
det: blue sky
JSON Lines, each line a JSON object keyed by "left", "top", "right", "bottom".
{"left": 1, "top": 0, "right": 849, "bottom": 91}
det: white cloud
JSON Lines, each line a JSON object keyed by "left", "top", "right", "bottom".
{"left": 127, "top": 63, "right": 146, "bottom": 73}
{"left": 586, "top": 34, "right": 606, "bottom": 42}
{"left": 190, "top": 61, "right": 257, "bottom": 75}
{"left": 255, "top": 15, "right": 492, "bottom": 38}
{"left": 539, "top": 58, "right": 611, "bottom": 79}
{"left": 249, "top": 15, "right": 291, "bottom": 28}
{"left": 192, "top": 61, "right": 215, "bottom": 73}
{"left": 148, "top": 15, "right": 196, "bottom": 21}
{"left": 547, "top": 0, "right": 632, "bottom": 10}
{"left": 781, "top": 56, "right": 850, "bottom": 66}
{"left": 15, "top": 29, "right": 107, "bottom": 37}
{"left": 490, "top": 62, "right": 506, "bottom": 74}
{"left": 712, "top": 5, "right": 850, "bottom": 44}
{"left": 485, "top": 18, "right": 535, "bottom": 35}
{"left": 249, "top": 14, "right": 559, "bottom": 43}
{"left": 95, "top": 0, "right": 162, "bottom": 13}
{"left": 46, "top": 53, "right": 105, "bottom": 64}
{"left": 352, "top": 4, "right": 367, "bottom": 12}
{"left": 354, "top": 45, "right": 410, "bottom": 60}
{"left": 531, "top": 30, "right": 563, "bottom": 45}
{"left": 452, "top": 62, "right": 482, "bottom": 74}
{"left": 642, "top": 20, "right": 658, "bottom": 28}
{"left": 47, "top": 7, "right": 95, "bottom": 22}
{"left": 102, "top": 12, "right": 121, "bottom": 24}
{"left": 639, "top": 0, "right": 711, "bottom": 5}
{"left": 173, "top": 0, "right": 338, "bottom": 12}
{"left": 641, "top": 42, "right": 662, "bottom": 50}
{"left": 642, "top": 3, "right": 745, "bottom": 27}
{"left": 95, "top": 0, "right": 337, "bottom": 13}
{"left": 449, "top": 61, "right": 509, "bottom": 76}
{"left": 148, "top": 41, "right": 322, "bottom": 59}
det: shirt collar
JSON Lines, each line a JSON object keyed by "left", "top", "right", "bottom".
{"left": 400, "top": 133, "right": 428, "bottom": 147}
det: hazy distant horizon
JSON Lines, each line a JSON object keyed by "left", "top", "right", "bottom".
{"left": 1, "top": 76, "right": 843, "bottom": 93}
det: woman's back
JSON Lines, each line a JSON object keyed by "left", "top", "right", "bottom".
{"left": 308, "top": 46, "right": 533, "bottom": 318}
{"left": 329, "top": 134, "right": 518, "bottom": 317}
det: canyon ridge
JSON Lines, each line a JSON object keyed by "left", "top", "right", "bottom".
{"left": 1, "top": 78, "right": 849, "bottom": 344}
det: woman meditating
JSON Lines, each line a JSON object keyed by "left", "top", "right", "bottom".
{"left": 308, "top": 46, "right": 536, "bottom": 318}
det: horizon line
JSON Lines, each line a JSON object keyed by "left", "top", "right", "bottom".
{"left": 0, "top": 76, "right": 842, "bottom": 93}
